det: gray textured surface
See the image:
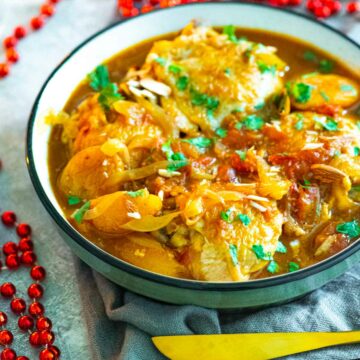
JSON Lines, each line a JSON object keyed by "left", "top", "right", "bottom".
{"left": 0, "top": 1, "right": 360, "bottom": 359}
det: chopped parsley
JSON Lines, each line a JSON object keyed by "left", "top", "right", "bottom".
{"left": 220, "top": 209, "right": 233, "bottom": 223}
{"left": 301, "top": 179, "right": 312, "bottom": 189}
{"left": 320, "top": 90, "right": 330, "bottom": 102}
{"left": 257, "top": 61, "right": 277, "bottom": 76}
{"left": 291, "top": 83, "right": 313, "bottom": 104}
{"left": 154, "top": 57, "right": 166, "bottom": 66}
{"left": 223, "top": 25, "right": 238, "bottom": 43}
{"left": 319, "top": 59, "right": 334, "bottom": 73}
{"left": 314, "top": 116, "right": 338, "bottom": 131}
{"left": 243, "top": 115, "right": 265, "bottom": 131}
{"left": 127, "top": 189, "right": 145, "bottom": 198}
{"left": 161, "top": 140, "right": 173, "bottom": 159}
{"left": 357, "top": 121, "right": 360, "bottom": 130}
{"left": 352, "top": 185, "right": 360, "bottom": 192}
{"left": 229, "top": 244, "right": 239, "bottom": 266}
{"left": 73, "top": 201, "right": 91, "bottom": 224}
{"left": 288, "top": 262, "right": 300, "bottom": 272}
{"left": 176, "top": 76, "right": 189, "bottom": 91}
{"left": 276, "top": 241, "right": 287, "bottom": 254}
{"left": 88, "top": 65, "right": 110, "bottom": 91}
{"left": 182, "top": 137, "right": 212, "bottom": 148}
{"left": 336, "top": 220, "right": 360, "bottom": 239}
{"left": 98, "top": 83, "right": 123, "bottom": 110}
{"left": 354, "top": 147, "right": 360, "bottom": 156}
{"left": 235, "top": 150, "right": 247, "bottom": 161}
{"left": 252, "top": 244, "right": 273, "bottom": 261}
{"left": 295, "top": 119, "right": 304, "bottom": 130}
{"left": 68, "top": 196, "right": 81, "bottom": 206}
{"left": 190, "top": 89, "right": 220, "bottom": 110}
{"left": 171, "top": 152, "right": 187, "bottom": 161}
{"left": 167, "top": 160, "right": 188, "bottom": 172}
{"left": 237, "top": 213, "right": 251, "bottom": 226}
{"left": 254, "top": 101, "right": 265, "bottom": 110}
{"left": 267, "top": 260, "right": 279, "bottom": 274}
{"left": 169, "top": 64, "right": 182, "bottom": 74}
{"left": 303, "top": 50, "right": 317, "bottom": 62}
{"left": 224, "top": 68, "right": 231, "bottom": 76}
{"left": 215, "top": 128, "right": 228, "bottom": 138}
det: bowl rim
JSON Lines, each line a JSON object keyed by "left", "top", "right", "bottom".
{"left": 26, "top": 1, "right": 360, "bottom": 291}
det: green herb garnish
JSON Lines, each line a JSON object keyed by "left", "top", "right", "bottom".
{"left": 340, "top": 84, "right": 356, "bottom": 93}
{"left": 88, "top": 65, "right": 110, "bottom": 91}
{"left": 224, "top": 68, "right": 231, "bottom": 76}
{"left": 223, "top": 25, "right": 238, "bottom": 43}
{"left": 319, "top": 59, "right": 334, "bottom": 73}
{"left": 252, "top": 244, "right": 273, "bottom": 261}
{"left": 127, "top": 189, "right": 145, "bottom": 198}
{"left": 169, "top": 64, "right": 182, "bottom": 74}
{"left": 237, "top": 213, "right": 251, "bottom": 226}
{"left": 229, "top": 244, "right": 239, "bottom": 266}
{"left": 303, "top": 50, "right": 317, "bottom": 62}
{"left": 336, "top": 220, "right": 360, "bottom": 239}
{"left": 320, "top": 90, "right": 330, "bottom": 102}
{"left": 68, "top": 196, "right": 81, "bottom": 206}
{"left": 183, "top": 137, "right": 212, "bottom": 148}
{"left": 243, "top": 115, "right": 265, "bottom": 131}
{"left": 154, "top": 57, "right": 166, "bottom": 66}
{"left": 292, "top": 83, "right": 313, "bottom": 104}
{"left": 167, "top": 160, "right": 188, "bottom": 172}
{"left": 215, "top": 128, "right": 228, "bottom": 138}
{"left": 161, "top": 140, "right": 173, "bottom": 159}
{"left": 323, "top": 117, "right": 338, "bottom": 131}
{"left": 354, "top": 147, "right": 360, "bottom": 156}
{"left": 267, "top": 260, "right": 279, "bottom": 274}
{"left": 257, "top": 61, "right": 277, "bottom": 76}
{"left": 98, "top": 83, "right": 123, "bottom": 110}
{"left": 190, "top": 89, "right": 220, "bottom": 110}
{"left": 254, "top": 101, "right": 265, "bottom": 110}
{"left": 295, "top": 119, "right": 304, "bottom": 130}
{"left": 288, "top": 262, "right": 300, "bottom": 272}
{"left": 276, "top": 241, "right": 287, "bottom": 254}
{"left": 235, "top": 150, "right": 247, "bottom": 161}
{"left": 220, "top": 209, "right": 233, "bottom": 223}
{"left": 73, "top": 201, "right": 91, "bottom": 224}
{"left": 176, "top": 76, "right": 189, "bottom": 91}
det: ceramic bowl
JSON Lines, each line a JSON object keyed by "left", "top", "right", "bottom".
{"left": 27, "top": 2, "right": 360, "bottom": 309}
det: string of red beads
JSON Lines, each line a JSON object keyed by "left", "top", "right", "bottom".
{"left": 0, "top": 0, "right": 60, "bottom": 79}
{"left": 0, "top": 211, "right": 60, "bottom": 359}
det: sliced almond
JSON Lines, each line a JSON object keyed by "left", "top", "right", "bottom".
{"left": 249, "top": 201, "right": 267, "bottom": 212}
{"left": 246, "top": 195, "right": 270, "bottom": 203}
{"left": 311, "top": 164, "right": 348, "bottom": 183}
{"left": 140, "top": 78, "right": 171, "bottom": 97}
{"left": 302, "top": 143, "right": 324, "bottom": 150}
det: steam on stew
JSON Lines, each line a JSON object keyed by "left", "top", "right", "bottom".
{"left": 48, "top": 24, "right": 360, "bottom": 281}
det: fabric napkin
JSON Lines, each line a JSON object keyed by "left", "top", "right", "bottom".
{"left": 1, "top": 1, "right": 360, "bottom": 359}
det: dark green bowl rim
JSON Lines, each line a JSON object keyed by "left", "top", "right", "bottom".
{"left": 26, "top": 1, "right": 360, "bottom": 291}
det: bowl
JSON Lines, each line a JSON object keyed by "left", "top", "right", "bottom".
{"left": 27, "top": 2, "right": 360, "bottom": 309}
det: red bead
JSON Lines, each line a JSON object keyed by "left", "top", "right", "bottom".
{"left": 27, "top": 283, "right": 43, "bottom": 299}
{"left": 18, "top": 315, "right": 34, "bottom": 331}
{"left": 347, "top": 0, "right": 360, "bottom": 12}
{"left": 30, "top": 16, "right": 45, "bottom": 30}
{"left": 288, "top": 0, "right": 302, "bottom": 5}
{"left": 30, "top": 266, "right": 46, "bottom": 281}
{"left": 36, "top": 317, "right": 52, "bottom": 331}
{"left": 21, "top": 251, "right": 37, "bottom": 266}
{"left": 1, "top": 212, "right": 16, "bottom": 227}
{"left": 10, "top": 298, "right": 26, "bottom": 314}
{"left": 3, "top": 242, "right": 18, "bottom": 256}
{"left": 0, "top": 64, "right": 10, "bottom": 79}
{"left": 3, "top": 37, "right": 17, "bottom": 49}
{"left": 150, "top": 0, "right": 160, "bottom": 4}
{"left": 18, "top": 238, "right": 33, "bottom": 252}
{"left": 40, "top": 4, "right": 55, "bottom": 17}
{"left": 49, "top": 0, "right": 61, "bottom": 3}
{"left": 315, "top": 5, "right": 332, "bottom": 17}
{"left": 119, "top": 0, "right": 133, "bottom": 8}
{"left": 29, "top": 332, "right": 41, "bottom": 347}
{"left": 39, "top": 330, "right": 54, "bottom": 345}
{"left": 0, "top": 313, "right": 7, "bottom": 327}
{"left": 122, "top": 7, "right": 139, "bottom": 16}
{"left": 29, "top": 302, "right": 44, "bottom": 317}
{"left": 0, "top": 349, "right": 16, "bottom": 360}
{"left": 0, "top": 330, "right": 13, "bottom": 346}
{"left": 5, "top": 49, "right": 19, "bottom": 64}
{"left": 141, "top": 4, "right": 153, "bottom": 12}
{"left": 47, "top": 346, "right": 60, "bottom": 358}
{"left": 16, "top": 357, "right": 29, "bottom": 360}
{"left": 0, "top": 283, "right": 16, "bottom": 298}
{"left": 5, "top": 255, "right": 20, "bottom": 270}
{"left": 14, "top": 26, "right": 27, "bottom": 39}
{"left": 16, "top": 223, "right": 31, "bottom": 237}
{"left": 39, "top": 349, "right": 56, "bottom": 360}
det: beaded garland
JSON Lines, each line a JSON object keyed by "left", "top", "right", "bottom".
{"left": 0, "top": 0, "right": 360, "bottom": 79}
{"left": 0, "top": 209, "right": 60, "bottom": 360}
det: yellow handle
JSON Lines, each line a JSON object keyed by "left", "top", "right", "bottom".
{"left": 153, "top": 331, "right": 360, "bottom": 360}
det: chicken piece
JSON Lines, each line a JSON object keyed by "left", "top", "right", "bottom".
{"left": 59, "top": 146, "right": 124, "bottom": 199}
{"left": 185, "top": 199, "right": 283, "bottom": 281}
{"left": 112, "top": 233, "right": 190, "bottom": 278}
{"left": 135, "top": 25, "right": 286, "bottom": 132}
{"left": 82, "top": 189, "right": 162, "bottom": 234}
{"left": 289, "top": 74, "right": 359, "bottom": 111}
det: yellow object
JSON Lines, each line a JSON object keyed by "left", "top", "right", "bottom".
{"left": 152, "top": 332, "right": 360, "bottom": 360}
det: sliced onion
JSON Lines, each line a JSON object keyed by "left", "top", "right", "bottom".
{"left": 83, "top": 192, "right": 123, "bottom": 221}
{"left": 119, "top": 211, "right": 181, "bottom": 232}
